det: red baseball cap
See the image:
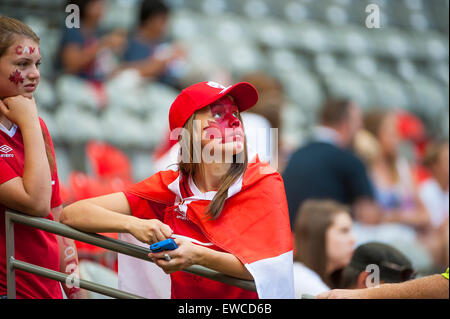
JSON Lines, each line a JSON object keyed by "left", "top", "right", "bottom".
{"left": 169, "top": 81, "right": 259, "bottom": 131}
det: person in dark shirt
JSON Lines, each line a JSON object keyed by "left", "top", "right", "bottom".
{"left": 119, "top": 0, "right": 185, "bottom": 86}
{"left": 56, "top": 0, "right": 126, "bottom": 82}
{"left": 283, "top": 99, "right": 380, "bottom": 230}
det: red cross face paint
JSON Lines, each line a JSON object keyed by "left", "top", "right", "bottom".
{"left": 8, "top": 69, "right": 24, "bottom": 86}
{"left": 203, "top": 96, "right": 244, "bottom": 144}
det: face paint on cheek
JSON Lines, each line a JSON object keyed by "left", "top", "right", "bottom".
{"left": 204, "top": 120, "right": 226, "bottom": 142}
{"left": 204, "top": 118, "right": 243, "bottom": 143}
{"left": 9, "top": 69, "right": 24, "bottom": 86}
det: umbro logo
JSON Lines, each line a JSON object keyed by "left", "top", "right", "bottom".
{"left": 0, "top": 145, "right": 14, "bottom": 157}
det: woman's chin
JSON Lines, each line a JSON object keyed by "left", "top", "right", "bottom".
{"left": 19, "top": 92, "right": 33, "bottom": 99}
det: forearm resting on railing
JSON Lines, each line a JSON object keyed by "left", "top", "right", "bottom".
{"left": 60, "top": 200, "right": 135, "bottom": 234}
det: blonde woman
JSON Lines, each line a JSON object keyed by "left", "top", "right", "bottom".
{"left": 61, "top": 81, "right": 294, "bottom": 299}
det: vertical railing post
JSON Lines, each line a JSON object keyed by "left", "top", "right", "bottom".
{"left": 5, "top": 211, "right": 16, "bottom": 299}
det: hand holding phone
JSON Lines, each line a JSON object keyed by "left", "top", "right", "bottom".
{"left": 150, "top": 238, "right": 178, "bottom": 253}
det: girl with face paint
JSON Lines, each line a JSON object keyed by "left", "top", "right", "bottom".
{"left": 0, "top": 16, "right": 84, "bottom": 299}
{"left": 62, "top": 81, "right": 294, "bottom": 299}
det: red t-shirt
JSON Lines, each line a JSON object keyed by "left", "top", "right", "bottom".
{"left": 0, "top": 118, "right": 63, "bottom": 299}
{"left": 124, "top": 175, "right": 258, "bottom": 299}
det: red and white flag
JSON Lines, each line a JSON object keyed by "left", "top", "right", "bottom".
{"left": 118, "top": 157, "right": 294, "bottom": 298}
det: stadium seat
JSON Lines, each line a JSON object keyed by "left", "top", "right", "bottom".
{"left": 426, "top": 62, "right": 449, "bottom": 86}
{"left": 369, "top": 72, "right": 410, "bottom": 109}
{"left": 424, "top": 33, "right": 449, "bottom": 61}
{"left": 314, "top": 53, "right": 339, "bottom": 76}
{"left": 242, "top": 0, "right": 270, "bottom": 19}
{"left": 249, "top": 18, "right": 289, "bottom": 49}
{"left": 35, "top": 78, "right": 56, "bottom": 111}
{"left": 371, "top": 29, "right": 412, "bottom": 59}
{"left": 408, "top": 76, "right": 448, "bottom": 121}
{"left": 203, "top": 13, "right": 252, "bottom": 45}
{"left": 55, "top": 105, "right": 103, "bottom": 144}
{"left": 279, "top": 71, "right": 324, "bottom": 112}
{"left": 225, "top": 43, "right": 265, "bottom": 75}
{"left": 54, "top": 146, "right": 72, "bottom": 185}
{"left": 100, "top": 108, "right": 149, "bottom": 148}
{"left": 180, "top": 36, "right": 223, "bottom": 73}
{"left": 169, "top": 9, "right": 204, "bottom": 41}
{"left": 283, "top": 1, "right": 310, "bottom": 23}
{"left": 323, "top": 68, "right": 372, "bottom": 109}
{"left": 130, "top": 150, "right": 155, "bottom": 182}
{"left": 99, "top": 0, "right": 137, "bottom": 30}
{"left": 143, "top": 82, "right": 179, "bottom": 114}
{"left": 267, "top": 48, "right": 308, "bottom": 75}
{"left": 55, "top": 75, "right": 101, "bottom": 111}
{"left": 345, "top": 55, "right": 378, "bottom": 79}
{"left": 201, "top": 0, "right": 228, "bottom": 15}
{"left": 328, "top": 26, "right": 371, "bottom": 55}
{"left": 38, "top": 109, "right": 60, "bottom": 143}
{"left": 395, "top": 58, "right": 418, "bottom": 82}
{"left": 324, "top": 4, "right": 349, "bottom": 26}
{"left": 289, "top": 22, "right": 330, "bottom": 53}
{"left": 105, "top": 69, "right": 147, "bottom": 114}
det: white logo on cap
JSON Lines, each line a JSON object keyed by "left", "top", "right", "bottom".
{"left": 207, "top": 81, "right": 231, "bottom": 94}
{"left": 207, "top": 81, "right": 226, "bottom": 89}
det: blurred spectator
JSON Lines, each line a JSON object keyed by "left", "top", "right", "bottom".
{"left": 419, "top": 141, "right": 449, "bottom": 229}
{"left": 240, "top": 72, "right": 285, "bottom": 169}
{"left": 418, "top": 140, "right": 449, "bottom": 268}
{"left": 283, "top": 99, "right": 378, "bottom": 230}
{"left": 363, "top": 110, "right": 430, "bottom": 229}
{"left": 339, "top": 242, "right": 414, "bottom": 289}
{"left": 352, "top": 109, "right": 433, "bottom": 271}
{"left": 293, "top": 200, "right": 355, "bottom": 298}
{"left": 56, "top": 0, "right": 126, "bottom": 82}
{"left": 119, "top": 0, "right": 185, "bottom": 88}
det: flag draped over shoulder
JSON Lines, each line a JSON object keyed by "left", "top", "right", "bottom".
{"left": 121, "top": 158, "right": 294, "bottom": 298}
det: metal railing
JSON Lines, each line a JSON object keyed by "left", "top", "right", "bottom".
{"left": 5, "top": 209, "right": 256, "bottom": 299}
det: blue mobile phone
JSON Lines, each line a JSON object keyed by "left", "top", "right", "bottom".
{"left": 150, "top": 238, "right": 178, "bottom": 253}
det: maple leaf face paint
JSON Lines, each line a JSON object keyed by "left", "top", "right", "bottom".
{"left": 8, "top": 69, "right": 24, "bottom": 85}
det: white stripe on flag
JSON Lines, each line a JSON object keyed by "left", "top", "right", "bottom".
{"left": 117, "top": 233, "right": 171, "bottom": 299}
{"left": 245, "top": 250, "right": 294, "bottom": 299}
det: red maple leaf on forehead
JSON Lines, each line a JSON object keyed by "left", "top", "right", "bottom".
{"left": 8, "top": 70, "right": 24, "bottom": 85}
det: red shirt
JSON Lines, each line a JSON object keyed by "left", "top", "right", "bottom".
{"left": 0, "top": 118, "right": 63, "bottom": 299}
{"left": 124, "top": 174, "right": 258, "bottom": 299}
